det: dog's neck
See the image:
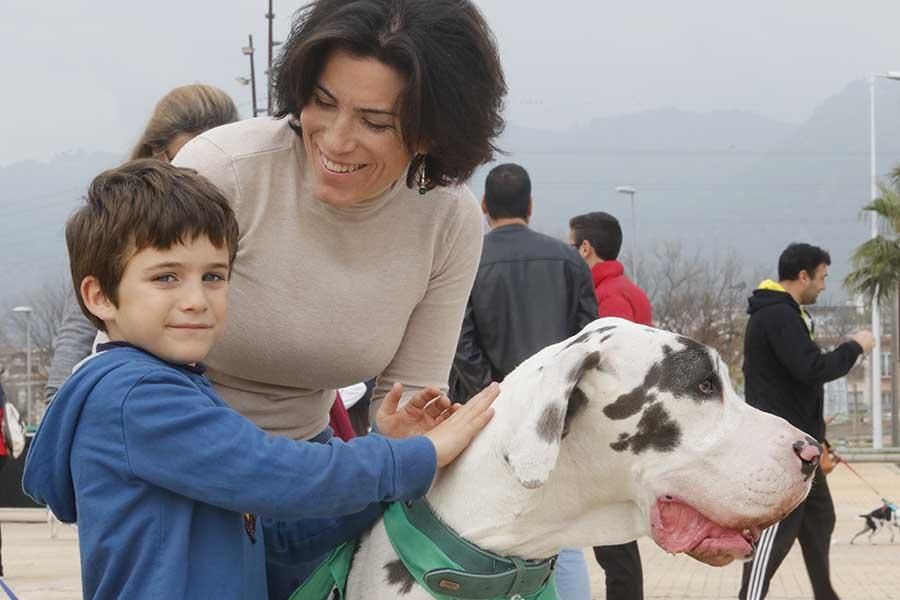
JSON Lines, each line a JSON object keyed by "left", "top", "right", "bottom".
{"left": 424, "top": 390, "right": 647, "bottom": 559}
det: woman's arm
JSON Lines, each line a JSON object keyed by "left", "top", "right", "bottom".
{"left": 44, "top": 290, "right": 97, "bottom": 402}
{"left": 371, "top": 191, "right": 484, "bottom": 412}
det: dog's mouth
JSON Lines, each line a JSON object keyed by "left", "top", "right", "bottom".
{"left": 649, "top": 496, "right": 762, "bottom": 566}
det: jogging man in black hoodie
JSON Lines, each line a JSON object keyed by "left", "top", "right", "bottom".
{"left": 738, "top": 242, "right": 874, "bottom": 600}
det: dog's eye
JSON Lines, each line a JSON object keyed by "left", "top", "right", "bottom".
{"left": 698, "top": 379, "right": 715, "bottom": 395}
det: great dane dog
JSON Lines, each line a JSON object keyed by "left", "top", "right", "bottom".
{"left": 345, "top": 318, "right": 820, "bottom": 598}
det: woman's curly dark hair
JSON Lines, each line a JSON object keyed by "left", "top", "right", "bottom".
{"left": 273, "top": 0, "right": 506, "bottom": 192}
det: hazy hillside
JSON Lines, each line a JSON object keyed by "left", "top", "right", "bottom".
{"left": 0, "top": 150, "right": 121, "bottom": 299}
{"left": 472, "top": 80, "right": 900, "bottom": 303}
{"left": 3, "top": 81, "right": 900, "bottom": 306}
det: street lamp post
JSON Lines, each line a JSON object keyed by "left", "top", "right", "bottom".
{"left": 12, "top": 305, "right": 33, "bottom": 427}
{"left": 266, "top": 0, "right": 274, "bottom": 115}
{"left": 615, "top": 185, "right": 638, "bottom": 276}
{"left": 867, "top": 71, "right": 900, "bottom": 449}
{"left": 239, "top": 35, "right": 259, "bottom": 117}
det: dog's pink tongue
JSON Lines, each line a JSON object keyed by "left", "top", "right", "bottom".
{"left": 650, "top": 498, "right": 752, "bottom": 566}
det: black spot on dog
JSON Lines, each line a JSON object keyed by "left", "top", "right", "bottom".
{"left": 563, "top": 331, "right": 594, "bottom": 351}
{"left": 569, "top": 350, "right": 601, "bottom": 380}
{"left": 562, "top": 327, "right": 617, "bottom": 351}
{"left": 562, "top": 387, "right": 589, "bottom": 439}
{"left": 610, "top": 432, "right": 630, "bottom": 451}
{"left": 538, "top": 351, "right": 603, "bottom": 442}
{"left": 600, "top": 334, "right": 613, "bottom": 344}
{"left": 609, "top": 403, "right": 681, "bottom": 454}
{"left": 384, "top": 559, "right": 415, "bottom": 595}
{"left": 540, "top": 350, "right": 605, "bottom": 444}
{"left": 537, "top": 405, "right": 565, "bottom": 443}
{"left": 605, "top": 337, "right": 721, "bottom": 422}
{"left": 604, "top": 388, "right": 657, "bottom": 420}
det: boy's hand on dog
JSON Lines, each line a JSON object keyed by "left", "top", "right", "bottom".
{"left": 425, "top": 382, "right": 498, "bottom": 468}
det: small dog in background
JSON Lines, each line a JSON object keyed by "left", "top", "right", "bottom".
{"left": 850, "top": 500, "right": 899, "bottom": 544}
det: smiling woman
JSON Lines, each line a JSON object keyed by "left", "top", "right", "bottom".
{"left": 298, "top": 51, "right": 418, "bottom": 208}
{"left": 171, "top": 0, "right": 506, "bottom": 597}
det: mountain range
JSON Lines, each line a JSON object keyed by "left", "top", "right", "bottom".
{"left": 3, "top": 79, "right": 900, "bottom": 307}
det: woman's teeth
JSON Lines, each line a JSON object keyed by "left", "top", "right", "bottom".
{"left": 321, "top": 152, "right": 364, "bottom": 174}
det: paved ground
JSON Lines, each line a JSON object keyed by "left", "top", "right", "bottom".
{"left": 589, "top": 462, "right": 900, "bottom": 600}
{"left": 1, "top": 463, "right": 899, "bottom": 599}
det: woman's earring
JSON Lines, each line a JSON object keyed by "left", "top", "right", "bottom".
{"left": 416, "top": 155, "right": 428, "bottom": 195}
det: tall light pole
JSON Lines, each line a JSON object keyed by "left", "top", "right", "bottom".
{"left": 615, "top": 185, "right": 638, "bottom": 276}
{"left": 240, "top": 35, "right": 259, "bottom": 117}
{"left": 12, "top": 305, "right": 33, "bottom": 427}
{"left": 867, "top": 71, "right": 900, "bottom": 449}
{"left": 266, "top": 0, "right": 275, "bottom": 115}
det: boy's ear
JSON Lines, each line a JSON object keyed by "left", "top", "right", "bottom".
{"left": 80, "top": 276, "right": 116, "bottom": 323}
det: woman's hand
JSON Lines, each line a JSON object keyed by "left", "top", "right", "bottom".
{"left": 375, "top": 383, "right": 459, "bottom": 438}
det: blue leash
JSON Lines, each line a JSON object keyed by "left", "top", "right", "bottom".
{"left": 0, "top": 578, "right": 18, "bottom": 600}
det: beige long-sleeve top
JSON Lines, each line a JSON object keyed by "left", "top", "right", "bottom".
{"left": 173, "top": 117, "right": 483, "bottom": 440}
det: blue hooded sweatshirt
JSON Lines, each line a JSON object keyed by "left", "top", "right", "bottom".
{"left": 23, "top": 345, "right": 436, "bottom": 599}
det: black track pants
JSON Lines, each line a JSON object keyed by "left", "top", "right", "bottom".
{"left": 739, "top": 469, "right": 838, "bottom": 600}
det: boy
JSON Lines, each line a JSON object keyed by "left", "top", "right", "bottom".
{"left": 23, "top": 160, "right": 496, "bottom": 599}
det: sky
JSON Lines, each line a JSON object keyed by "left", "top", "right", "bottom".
{"left": 5, "top": 0, "right": 900, "bottom": 164}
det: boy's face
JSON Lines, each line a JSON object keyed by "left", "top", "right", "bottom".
{"left": 98, "top": 236, "right": 230, "bottom": 364}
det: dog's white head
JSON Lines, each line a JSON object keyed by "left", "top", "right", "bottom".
{"left": 434, "top": 318, "right": 818, "bottom": 566}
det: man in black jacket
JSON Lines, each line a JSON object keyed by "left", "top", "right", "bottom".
{"left": 451, "top": 163, "right": 597, "bottom": 599}
{"left": 451, "top": 163, "right": 597, "bottom": 399}
{"left": 738, "top": 242, "right": 874, "bottom": 600}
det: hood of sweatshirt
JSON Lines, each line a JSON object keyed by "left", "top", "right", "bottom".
{"left": 747, "top": 279, "right": 814, "bottom": 336}
{"left": 747, "top": 279, "right": 799, "bottom": 314}
{"left": 22, "top": 351, "right": 128, "bottom": 522}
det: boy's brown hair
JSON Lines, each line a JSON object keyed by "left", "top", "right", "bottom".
{"left": 66, "top": 159, "right": 240, "bottom": 331}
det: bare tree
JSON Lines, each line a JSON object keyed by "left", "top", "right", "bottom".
{"left": 813, "top": 303, "right": 868, "bottom": 342}
{"left": 4, "top": 276, "right": 71, "bottom": 376}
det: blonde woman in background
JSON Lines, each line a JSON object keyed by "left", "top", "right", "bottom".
{"left": 44, "top": 84, "right": 239, "bottom": 402}
{"left": 129, "top": 84, "right": 239, "bottom": 162}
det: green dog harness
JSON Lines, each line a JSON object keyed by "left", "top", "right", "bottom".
{"left": 288, "top": 540, "right": 357, "bottom": 600}
{"left": 289, "top": 500, "right": 558, "bottom": 600}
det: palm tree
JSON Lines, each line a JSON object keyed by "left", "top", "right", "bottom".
{"left": 845, "top": 165, "right": 900, "bottom": 446}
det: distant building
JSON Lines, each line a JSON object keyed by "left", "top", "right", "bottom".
{"left": 812, "top": 304, "right": 894, "bottom": 445}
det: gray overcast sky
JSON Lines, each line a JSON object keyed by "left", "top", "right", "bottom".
{"left": 5, "top": 0, "right": 900, "bottom": 163}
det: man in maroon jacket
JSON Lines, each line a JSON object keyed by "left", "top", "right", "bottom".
{"left": 569, "top": 211, "right": 652, "bottom": 326}
{"left": 569, "top": 210, "right": 651, "bottom": 600}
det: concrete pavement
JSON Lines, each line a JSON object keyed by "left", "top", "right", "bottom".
{"left": 1, "top": 463, "right": 899, "bottom": 599}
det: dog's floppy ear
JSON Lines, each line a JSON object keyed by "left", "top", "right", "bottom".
{"left": 505, "top": 344, "right": 600, "bottom": 489}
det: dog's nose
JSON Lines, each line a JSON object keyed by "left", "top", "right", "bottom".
{"left": 792, "top": 438, "right": 821, "bottom": 480}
